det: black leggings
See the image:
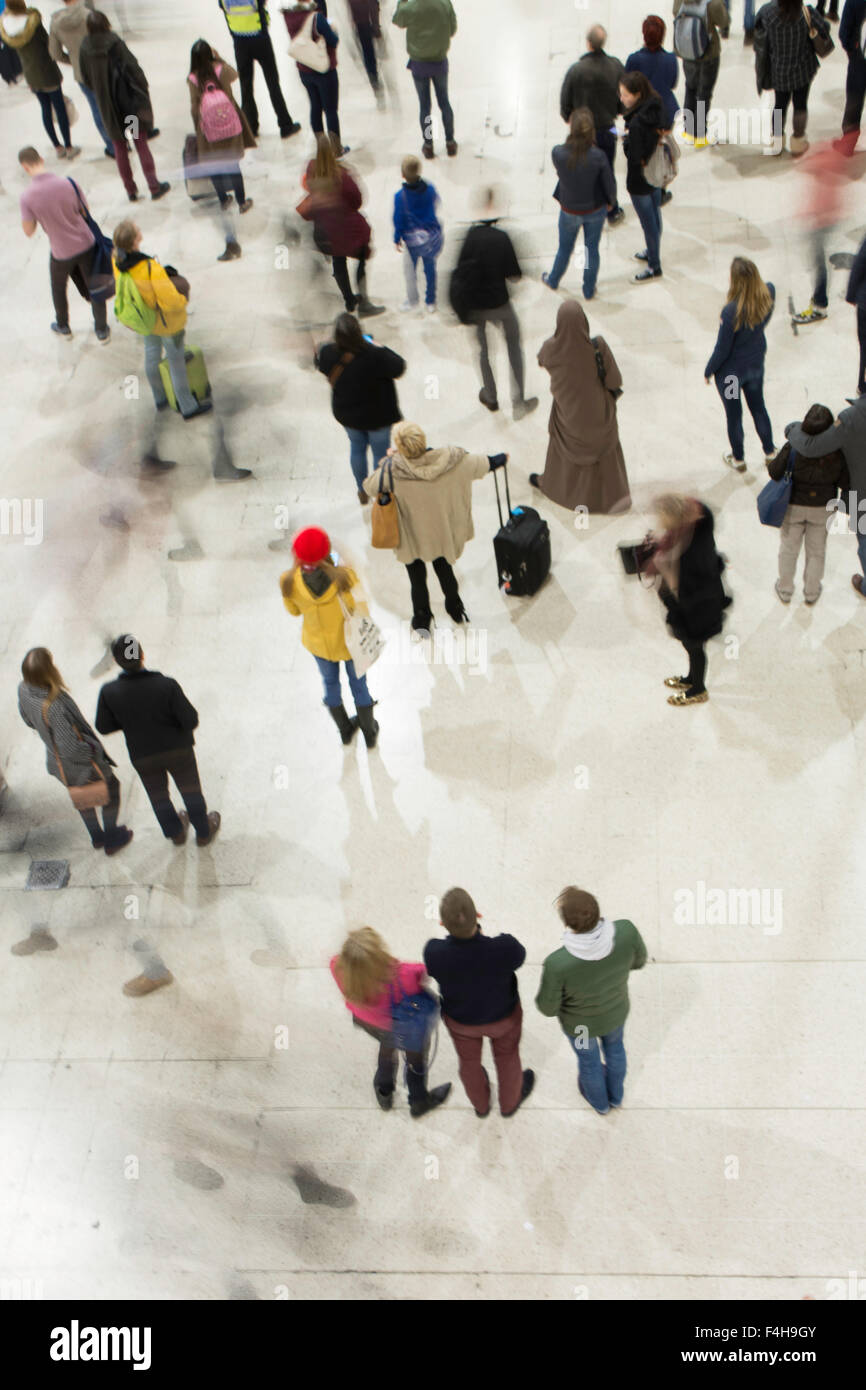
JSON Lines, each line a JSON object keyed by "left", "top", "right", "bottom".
{"left": 352, "top": 1017, "right": 428, "bottom": 1103}
{"left": 406, "top": 556, "right": 461, "bottom": 628}
{"left": 681, "top": 639, "right": 707, "bottom": 694}
{"left": 331, "top": 247, "right": 369, "bottom": 308}
{"left": 35, "top": 87, "right": 71, "bottom": 148}
{"left": 211, "top": 170, "right": 246, "bottom": 205}
{"left": 76, "top": 771, "right": 123, "bottom": 847}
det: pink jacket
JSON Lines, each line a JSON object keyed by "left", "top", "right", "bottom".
{"left": 330, "top": 957, "right": 425, "bottom": 1031}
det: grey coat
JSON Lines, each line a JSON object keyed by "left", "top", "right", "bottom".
{"left": 18, "top": 682, "right": 116, "bottom": 787}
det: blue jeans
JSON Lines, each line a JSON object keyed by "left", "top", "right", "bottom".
{"left": 413, "top": 67, "right": 454, "bottom": 144}
{"left": 313, "top": 656, "right": 372, "bottom": 709}
{"left": 569, "top": 1026, "right": 626, "bottom": 1113}
{"left": 144, "top": 331, "right": 197, "bottom": 416}
{"left": 344, "top": 425, "right": 392, "bottom": 490}
{"left": 404, "top": 244, "right": 438, "bottom": 305}
{"left": 723, "top": 0, "right": 756, "bottom": 26}
{"left": 548, "top": 207, "right": 606, "bottom": 296}
{"left": 78, "top": 81, "right": 112, "bottom": 152}
{"left": 35, "top": 87, "right": 71, "bottom": 149}
{"left": 630, "top": 189, "right": 662, "bottom": 273}
{"left": 714, "top": 367, "right": 774, "bottom": 460}
{"left": 299, "top": 68, "right": 340, "bottom": 140}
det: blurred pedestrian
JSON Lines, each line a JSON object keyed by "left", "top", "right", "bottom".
{"left": 298, "top": 133, "right": 384, "bottom": 315}
{"left": 284, "top": 0, "right": 344, "bottom": 150}
{"left": 188, "top": 38, "right": 256, "bottom": 263}
{"left": 48, "top": 0, "right": 113, "bottom": 154}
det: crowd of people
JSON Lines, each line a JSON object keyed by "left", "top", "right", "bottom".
{"left": 7, "top": 0, "right": 866, "bottom": 1111}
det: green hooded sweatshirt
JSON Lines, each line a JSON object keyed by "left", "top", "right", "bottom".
{"left": 393, "top": 0, "right": 457, "bottom": 63}
{"left": 535, "top": 919, "right": 648, "bottom": 1039}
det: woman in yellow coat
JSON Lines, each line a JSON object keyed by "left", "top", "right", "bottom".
{"left": 112, "top": 218, "right": 212, "bottom": 420}
{"left": 280, "top": 526, "right": 379, "bottom": 747}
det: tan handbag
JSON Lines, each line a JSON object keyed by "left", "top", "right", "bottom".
{"left": 41, "top": 699, "right": 110, "bottom": 810}
{"left": 370, "top": 458, "right": 400, "bottom": 550}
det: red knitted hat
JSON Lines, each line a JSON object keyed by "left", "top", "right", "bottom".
{"left": 292, "top": 526, "right": 331, "bottom": 566}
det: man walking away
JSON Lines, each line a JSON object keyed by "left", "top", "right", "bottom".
{"left": 19, "top": 145, "right": 109, "bottom": 341}
{"left": 393, "top": 0, "right": 458, "bottom": 159}
{"left": 424, "top": 887, "right": 534, "bottom": 1118}
{"left": 218, "top": 0, "right": 301, "bottom": 138}
{"left": 453, "top": 188, "right": 539, "bottom": 419}
{"left": 95, "top": 635, "right": 221, "bottom": 846}
{"left": 560, "top": 24, "right": 625, "bottom": 224}
{"left": 536, "top": 886, "right": 647, "bottom": 1115}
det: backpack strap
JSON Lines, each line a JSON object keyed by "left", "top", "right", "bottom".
{"left": 328, "top": 351, "right": 354, "bottom": 387}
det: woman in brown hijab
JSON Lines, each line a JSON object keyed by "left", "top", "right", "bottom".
{"left": 530, "top": 301, "right": 630, "bottom": 514}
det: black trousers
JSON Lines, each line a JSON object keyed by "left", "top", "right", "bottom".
{"left": 331, "top": 245, "right": 369, "bottom": 307}
{"left": 595, "top": 126, "right": 621, "bottom": 215}
{"left": 681, "top": 639, "right": 707, "bottom": 693}
{"left": 132, "top": 748, "right": 209, "bottom": 840}
{"left": 352, "top": 1017, "right": 428, "bottom": 1103}
{"left": 211, "top": 170, "right": 246, "bottom": 204}
{"left": 50, "top": 246, "right": 107, "bottom": 330}
{"left": 78, "top": 770, "right": 123, "bottom": 847}
{"left": 406, "top": 556, "right": 461, "bottom": 628}
{"left": 843, "top": 51, "right": 866, "bottom": 134}
{"left": 299, "top": 67, "right": 340, "bottom": 139}
{"left": 232, "top": 31, "right": 293, "bottom": 135}
{"left": 857, "top": 304, "right": 866, "bottom": 395}
{"left": 354, "top": 20, "right": 378, "bottom": 87}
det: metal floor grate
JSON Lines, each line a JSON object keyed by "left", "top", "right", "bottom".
{"left": 25, "top": 860, "right": 70, "bottom": 891}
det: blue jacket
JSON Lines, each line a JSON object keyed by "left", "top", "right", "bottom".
{"left": 393, "top": 178, "right": 441, "bottom": 246}
{"left": 624, "top": 47, "right": 680, "bottom": 127}
{"left": 840, "top": 0, "right": 866, "bottom": 54}
{"left": 705, "top": 282, "right": 775, "bottom": 379}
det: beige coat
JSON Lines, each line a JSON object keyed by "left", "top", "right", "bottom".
{"left": 364, "top": 446, "right": 489, "bottom": 565}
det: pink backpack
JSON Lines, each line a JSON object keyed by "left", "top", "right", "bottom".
{"left": 193, "top": 65, "right": 242, "bottom": 143}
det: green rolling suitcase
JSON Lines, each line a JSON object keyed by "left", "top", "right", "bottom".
{"left": 159, "top": 345, "right": 211, "bottom": 413}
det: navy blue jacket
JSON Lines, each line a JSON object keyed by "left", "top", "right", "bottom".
{"left": 552, "top": 143, "right": 615, "bottom": 213}
{"left": 625, "top": 47, "right": 680, "bottom": 127}
{"left": 840, "top": 0, "right": 866, "bottom": 54}
{"left": 705, "top": 283, "right": 775, "bottom": 379}
{"left": 424, "top": 928, "right": 525, "bottom": 1026}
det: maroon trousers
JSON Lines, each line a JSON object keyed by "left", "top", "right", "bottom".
{"left": 443, "top": 1003, "right": 523, "bottom": 1115}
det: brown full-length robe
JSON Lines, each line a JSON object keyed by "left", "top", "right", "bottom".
{"left": 537, "top": 301, "right": 631, "bottom": 513}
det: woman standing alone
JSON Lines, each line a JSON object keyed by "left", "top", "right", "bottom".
{"left": 704, "top": 257, "right": 776, "bottom": 471}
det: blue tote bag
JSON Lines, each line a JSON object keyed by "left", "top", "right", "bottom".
{"left": 757, "top": 449, "right": 796, "bottom": 527}
{"left": 389, "top": 978, "right": 439, "bottom": 1054}
{"left": 68, "top": 178, "right": 115, "bottom": 301}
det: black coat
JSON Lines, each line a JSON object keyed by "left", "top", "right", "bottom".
{"left": 623, "top": 94, "right": 665, "bottom": 196}
{"left": 316, "top": 340, "right": 405, "bottom": 430}
{"left": 79, "top": 30, "right": 151, "bottom": 141}
{"left": 95, "top": 669, "right": 198, "bottom": 763}
{"left": 659, "top": 505, "right": 731, "bottom": 643}
{"left": 769, "top": 440, "right": 848, "bottom": 508}
{"left": 454, "top": 222, "right": 521, "bottom": 312}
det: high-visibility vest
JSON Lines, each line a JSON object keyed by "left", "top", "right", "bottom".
{"left": 220, "top": 0, "right": 266, "bottom": 37}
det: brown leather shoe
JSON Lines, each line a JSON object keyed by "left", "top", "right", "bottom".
{"left": 196, "top": 811, "right": 221, "bottom": 846}
{"left": 357, "top": 487, "right": 369, "bottom": 505}
{"left": 172, "top": 812, "right": 189, "bottom": 846}
{"left": 122, "top": 971, "right": 174, "bottom": 998}
{"left": 852, "top": 575, "right": 866, "bottom": 598}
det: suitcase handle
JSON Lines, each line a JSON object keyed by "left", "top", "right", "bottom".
{"left": 492, "top": 459, "right": 512, "bottom": 530}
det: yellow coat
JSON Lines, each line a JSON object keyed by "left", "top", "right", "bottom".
{"left": 112, "top": 254, "right": 188, "bottom": 337}
{"left": 281, "top": 567, "right": 362, "bottom": 663}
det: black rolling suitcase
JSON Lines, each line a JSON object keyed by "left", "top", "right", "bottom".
{"left": 492, "top": 463, "right": 550, "bottom": 597}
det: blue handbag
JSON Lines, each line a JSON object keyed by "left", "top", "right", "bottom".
{"left": 68, "top": 178, "right": 115, "bottom": 301}
{"left": 389, "top": 977, "right": 439, "bottom": 1054}
{"left": 757, "top": 448, "right": 796, "bottom": 527}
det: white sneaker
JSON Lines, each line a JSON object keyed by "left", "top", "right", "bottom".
{"left": 400, "top": 299, "right": 419, "bottom": 313}
{"left": 764, "top": 449, "right": 778, "bottom": 462}
{"left": 425, "top": 303, "right": 437, "bottom": 315}
{"left": 722, "top": 452, "right": 747, "bottom": 473}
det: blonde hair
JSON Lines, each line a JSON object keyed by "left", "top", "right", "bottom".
{"left": 279, "top": 559, "right": 353, "bottom": 600}
{"left": 113, "top": 219, "right": 139, "bottom": 253}
{"left": 21, "top": 647, "right": 67, "bottom": 704}
{"left": 727, "top": 257, "right": 773, "bottom": 331}
{"left": 401, "top": 154, "right": 422, "bottom": 182}
{"left": 653, "top": 492, "right": 691, "bottom": 532}
{"left": 311, "top": 131, "right": 340, "bottom": 192}
{"left": 391, "top": 422, "right": 427, "bottom": 460}
{"left": 334, "top": 927, "right": 396, "bottom": 1005}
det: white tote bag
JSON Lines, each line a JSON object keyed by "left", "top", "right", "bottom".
{"left": 289, "top": 12, "right": 332, "bottom": 74}
{"left": 339, "top": 593, "right": 385, "bottom": 677}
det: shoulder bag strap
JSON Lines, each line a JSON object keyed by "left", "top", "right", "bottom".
{"left": 328, "top": 351, "right": 354, "bottom": 388}
{"left": 379, "top": 458, "right": 394, "bottom": 496}
{"left": 592, "top": 335, "right": 607, "bottom": 385}
{"left": 40, "top": 698, "right": 69, "bottom": 788}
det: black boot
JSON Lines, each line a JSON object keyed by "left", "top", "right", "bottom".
{"left": 356, "top": 703, "right": 379, "bottom": 749}
{"left": 328, "top": 704, "right": 358, "bottom": 745}
{"left": 445, "top": 596, "right": 469, "bottom": 624}
{"left": 410, "top": 1082, "right": 452, "bottom": 1118}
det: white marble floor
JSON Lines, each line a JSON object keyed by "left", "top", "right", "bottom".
{"left": 0, "top": 0, "right": 865, "bottom": 1302}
